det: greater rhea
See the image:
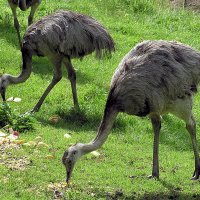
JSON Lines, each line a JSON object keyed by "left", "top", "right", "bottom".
{"left": 0, "top": 10, "right": 115, "bottom": 112}
{"left": 63, "top": 40, "right": 200, "bottom": 183}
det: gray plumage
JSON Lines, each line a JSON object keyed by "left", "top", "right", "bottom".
{"left": 8, "top": 0, "right": 42, "bottom": 48}
{"left": 23, "top": 10, "right": 114, "bottom": 59}
{"left": 109, "top": 40, "right": 200, "bottom": 116}
{"left": 63, "top": 40, "right": 200, "bottom": 183}
{"left": 0, "top": 10, "right": 115, "bottom": 112}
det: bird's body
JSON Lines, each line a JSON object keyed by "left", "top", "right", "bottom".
{"left": 8, "top": 0, "right": 42, "bottom": 47}
{"left": 0, "top": 10, "right": 115, "bottom": 112}
{"left": 63, "top": 40, "right": 200, "bottom": 183}
{"left": 109, "top": 40, "right": 200, "bottom": 117}
{"left": 23, "top": 10, "right": 114, "bottom": 59}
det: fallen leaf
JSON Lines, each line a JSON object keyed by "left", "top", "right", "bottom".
{"left": 48, "top": 182, "right": 68, "bottom": 190}
{"left": 23, "top": 141, "right": 37, "bottom": 147}
{"left": 37, "top": 142, "right": 49, "bottom": 148}
{"left": 90, "top": 151, "right": 101, "bottom": 157}
{"left": 64, "top": 133, "right": 71, "bottom": 139}
{"left": 0, "top": 131, "right": 7, "bottom": 137}
{"left": 6, "top": 97, "right": 14, "bottom": 102}
{"left": 90, "top": 193, "right": 96, "bottom": 197}
{"left": 49, "top": 148, "right": 58, "bottom": 153}
{"left": 34, "top": 136, "right": 42, "bottom": 143}
{"left": 7, "top": 134, "right": 18, "bottom": 140}
{"left": 8, "top": 128, "right": 14, "bottom": 134}
{"left": 1, "top": 138, "right": 9, "bottom": 143}
{"left": 13, "top": 97, "right": 21, "bottom": 103}
{"left": 48, "top": 115, "right": 61, "bottom": 124}
{"left": 22, "top": 143, "right": 32, "bottom": 147}
{"left": 45, "top": 155, "right": 55, "bottom": 159}
{"left": 13, "top": 140, "right": 25, "bottom": 145}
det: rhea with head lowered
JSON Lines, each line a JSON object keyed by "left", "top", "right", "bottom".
{"left": 63, "top": 40, "right": 200, "bottom": 183}
{"left": 8, "top": 0, "right": 42, "bottom": 48}
{"left": 0, "top": 10, "right": 114, "bottom": 112}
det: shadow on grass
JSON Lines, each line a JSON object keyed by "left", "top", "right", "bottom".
{"left": 0, "top": 16, "right": 21, "bottom": 50}
{"left": 84, "top": 185, "right": 199, "bottom": 200}
{"left": 35, "top": 107, "right": 127, "bottom": 132}
{"left": 89, "top": 182, "right": 199, "bottom": 199}
{"left": 32, "top": 58, "right": 93, "bottom": 85}
{"left": 159, "top": 114, "right": 194, "bottom": 152}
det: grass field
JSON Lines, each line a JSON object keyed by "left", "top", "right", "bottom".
{"left": 1, "top": 0, "right": 200, "bottom": 199}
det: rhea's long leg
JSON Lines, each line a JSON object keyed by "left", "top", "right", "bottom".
{"left": 9, "top": 4, "right": 22, "bottom": 48}
{"left": 170, "top": 96, "right": 200, "bottom": 180}
{"left": 28, "top": 2, "right": 41, "bottom": 25}
{"left": 149, "top": 114, "right": 161, "bottom": 179}
{"left": 63, "top": 58, "right": 79, "bottom": 110}
{"left": 186, "top": 115, "right": 200, "bottom": 180}
{"left": 31, "top": 60, "right": 62, "bottom": 112}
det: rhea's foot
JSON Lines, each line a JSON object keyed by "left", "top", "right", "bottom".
{"left": 191, "top": 170, "right": 200, "bottom": 180}
{"left": 148, "top": 174, "right": 159, "bottom": 180}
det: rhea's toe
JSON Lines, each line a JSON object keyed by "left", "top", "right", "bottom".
{"left": 191, "top": 171, "right": 200, "bottom": 180}
{"left": 148, "top": 174, "right": 159, "bottom": 180}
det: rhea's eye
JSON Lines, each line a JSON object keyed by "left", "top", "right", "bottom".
{"left": 73, "top": 150, "right": 77, "bottom": 155}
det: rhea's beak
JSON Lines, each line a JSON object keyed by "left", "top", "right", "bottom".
{"left": 65, "top": 160, "right": 75, "bottom": 185}
{"left": 1, "top": 88, "right": 6, "bottom": 101}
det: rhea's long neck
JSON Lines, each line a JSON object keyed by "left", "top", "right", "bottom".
{"left": 81, "top": 107, "right": 118, "bottom": 154}
{"left": 8, "top": 49, "right": 32, "bottom": 84}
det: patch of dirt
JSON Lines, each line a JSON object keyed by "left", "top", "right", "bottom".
{"left": 0, "top": 141, "right": 30, "bottom": 170}
{"left": 47, "top": 182, "right": 68, "bottom": 199}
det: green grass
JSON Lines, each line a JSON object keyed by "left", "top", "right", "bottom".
{"left": 1, "top": 0, "right": 200, "bottom": 199}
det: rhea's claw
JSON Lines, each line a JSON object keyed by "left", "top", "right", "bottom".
{"left": 191, "top": 170, "right": 200, "bottom": 180}
{"left": 148, "top": 175, "right": 159, "bottom": 180}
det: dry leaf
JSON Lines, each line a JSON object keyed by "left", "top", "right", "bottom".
{"left": 64, "top": 133, "right": 71, "bottom": 139}
{"left": 45, "top": 155, "right": 55, "bottom": 159}
{"left": 7, "top": 134, "right": 18, "bottom": 140}
{"left": 34, "top": 136, "right": 42, "bottom": 143}
{"left": 90, "top": 151, "right": 100, "bottom": 157}
{"left": 37, "top": 142, "right": 49, "bottom": 148}
{"left": 48, "top": 115, "right": 61, "bottom": 124}
{"left": 13, "top": 140, "right": 25, "bottom": 145}
{"left": 23, "top": 143, "right": 32, "bottom": 147}
{"left": 8, "top": 128, "right": 14, "bottom": 134}
{"left": 23, "top": 141, "right": 37, "bottom": 147}
{"left": 13, "top": 97, "right": 21, "bottom": 103}
{"left": 1, "top": 138, "right": 9, "bottom": 143}
{"left": 48, "top": 182, "right": 68, "bottom": 190}
{"left": 6, "top": 97, "right": 22, "bottom": 102}
{"left": 49, "top": 148, "right": 58, "bottom": 153}
{"left": 0, "top": 131, "right": 7, "bottom": 137}
{"left": 6, "top": 97, "right": 14, "bottom": 102}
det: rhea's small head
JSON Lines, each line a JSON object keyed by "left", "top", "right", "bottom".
{"left": 0, "top": 74, "right": 9, "bottom": 101}
{"left": 62, "top": 143, "right": 84, "bottom": 184}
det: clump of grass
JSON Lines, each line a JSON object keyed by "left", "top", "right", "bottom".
{"left": 97, "top": 0, "right": 156, "bottom": 15}
{"left": 0, "top": 103, "right": 35, "bottom": 132}
{"left": 0, "top": 103, "right": 12, "bottom": 128}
